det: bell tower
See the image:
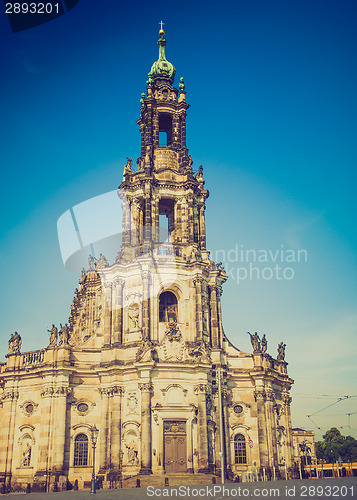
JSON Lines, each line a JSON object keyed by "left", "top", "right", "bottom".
{"left": 113, "top": 26, "right": 227, "bottom": 351}
{"left": 137, "top": 25, "right": 190, "bottom": 171}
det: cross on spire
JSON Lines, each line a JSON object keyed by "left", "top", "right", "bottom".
{"left": 159, "top": 20, "right": 165, "bottom": 31}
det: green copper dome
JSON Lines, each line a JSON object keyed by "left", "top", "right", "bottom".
{"left": 148, "top": 29, "right": 176, "bottom": 85}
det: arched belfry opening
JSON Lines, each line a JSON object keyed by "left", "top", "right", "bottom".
{"left": 159, "top": 199, "right": 175, "bottom": 242}
{"left": 159, "top": 291, "right": 178, "bottom": 322}
{"left": 159, "top": 113, "right": 173, "bottom": 146}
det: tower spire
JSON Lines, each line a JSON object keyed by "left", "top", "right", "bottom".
{"left": 148, "top": 23, "right": 175, "bottom": 85}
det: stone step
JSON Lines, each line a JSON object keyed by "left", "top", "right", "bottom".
{"left": 123, "top": 473, "right": 225, "bottom": 488}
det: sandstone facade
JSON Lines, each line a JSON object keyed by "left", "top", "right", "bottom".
{"left": 0, "top": 29, "right": 294, "bottom": 491}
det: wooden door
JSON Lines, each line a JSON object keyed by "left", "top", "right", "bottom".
{"left": 164, "top": 421, "right": 187, "bottom": 473}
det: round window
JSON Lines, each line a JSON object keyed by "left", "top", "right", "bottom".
{"left": 77, "top": 403, "right": 89, "bottom": 413}
{"left": 25, "top": 403, "right": 34, "bottom": 415}
{"left": 233, "top": 405, "right": 243, "bottom": 415}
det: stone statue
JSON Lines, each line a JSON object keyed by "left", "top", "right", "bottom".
{"left": 59, "top": 324, "right": 69, "bottom": 346}
{"left": 96, "top": 253, "right": 108, "bottom": 269}
{"left": 137, "top": 156, "right": 144, "bottom": 171}
{"left": 124, "top": 157, "right": 132, "bottom": 174}
{"left": 22, "top": 443, "right": 31, "bottom": 466}
{"left": 8, "top": 333, "right": 14, "bottom": 354}
{"left": 196, "top": 165, "right": 204, "bottom": 183}
{"left": 8, "top": 332, "right": 22, "bottom": 354}
{"left": 277, "top": 427, "right": 286, "bottom": 447}
{"left": 261, "top": 334, "right": 267, "bottom": 353}
{"left": 88, "top": 254, "right": 94, "bottom": 270}
{"left": 128, "top": 305, "right": 140, "bottom": 330}
{"left": 47, "top": 324, "right": 58, "bottom": 347}
{"left": 277, "top": 342, "right": 286, "bottom": 361}
{"left": 248, "top": 332, "right": 261, "bottom": 352}
{"left": 144, "top": 149, "right": 151, "bottom": 166}
{"left": 125, "top": 440, "right": 139, "bottom": 465}
{"left": 216, "top": 262, "right": 224, "bottom": 271}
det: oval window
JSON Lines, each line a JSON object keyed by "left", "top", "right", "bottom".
{"left": 233, "top": 405, "right": 243, "bottom": 414}
{"left": 77, "top": 403, "right": 89, "bottom": 413}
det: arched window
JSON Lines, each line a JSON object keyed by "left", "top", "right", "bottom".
{"left": 159, "top": 291, "right": 178, "bottom": 323}
{"left": 74, "top": 433, "right": 88, "bottom": 466}
{"left": 234, "top": 434, "right": 247, "bottom": 464}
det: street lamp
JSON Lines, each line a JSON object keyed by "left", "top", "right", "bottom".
{"left": 90, "top": 425, "right": 99, "bottom": 494}
{"left": 119, "top": 451, "right": 124, "bottom": 488}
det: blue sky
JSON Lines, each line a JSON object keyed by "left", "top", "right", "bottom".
{"left": 0, "top": 0, "right": 356, "bottom": 439}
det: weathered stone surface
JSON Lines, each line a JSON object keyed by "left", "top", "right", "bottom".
{"left": 0, "top": 29, "right": 295, "bottom": 491}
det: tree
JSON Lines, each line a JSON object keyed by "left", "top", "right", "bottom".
{"left": 315, "top": 428, "right": 357, "bottom": 463}
{"left": 340, "top": 436, "right": 357, "bottom": 462}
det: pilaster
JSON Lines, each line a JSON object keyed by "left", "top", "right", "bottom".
{"left": 254, "top": 388, "right": 269, "bottom": 466}
{"left": 110, "top": 387, "right": 124, "bottom": 473}
{"left": 194, "top": 277, "right": 203, "bottom": 342}
{"left": 194, "top": 384, "right": 210, "bottom": 473}
{"left": 138, "top": 383, "right": 153, "bottom": 474}
{"left": 141, "top": 271, "right": 151, "bottom": 340}
{"left": 112, "top": 278, "right": 124, "bottom": 345}
{"left": 0, "top": 390, "right": 19, "bottom": 488}
{"left": 52, "top": 387, "right": 71, "bottom": 479}
{"left": 209, "top": 285, "right": 219, "bottom": 347}
{"left": 98, "top": 387, "right": 112, "bottom": 474}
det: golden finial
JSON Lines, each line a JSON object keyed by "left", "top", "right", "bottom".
{"left": 159, "top": 20, "right": 165, "bottom": 37}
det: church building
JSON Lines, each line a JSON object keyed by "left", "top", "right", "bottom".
{"left": 0, "top": 28, "right": 294, "bottom": 491}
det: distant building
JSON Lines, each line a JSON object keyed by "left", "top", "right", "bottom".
{"left": 1, "top": 28, "right": 296, "bottom": 491}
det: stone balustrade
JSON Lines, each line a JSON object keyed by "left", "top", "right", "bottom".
{"left": 22, "top": 350, "right": 45, "bottom": 366}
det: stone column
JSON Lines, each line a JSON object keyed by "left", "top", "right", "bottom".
{"left": 152, "top": 196, "right": 159, "bottom": 244}
{"left": 194, "top": 384, "right": 209, "bottom": 473}
{"left": 199, "top": 205, "right": 206, "bottom": 250}
{"left": 181, "top": 113, "right": 187, "bottom": 148}
{"left": 144, "top": 187, "right": 152, "bottom": 252}
{"left": 181, "top": 198, "right": 188, "bottom": 245}
{"left": 52, "top": 387, "right": 71, "bottom": 479}
{"left": 175, "top": 201, "right": 182, "bottom": 245}
{"left": 110, "top": 387, "right": 124, "bottom": 474}
{"left": 209, "top": 285, "right": 219, "bottom": 347}
{"left": 187, "top": 195, "right": 194, "bottom": 243}
{"left": 193, "top": 203, "right": 199, "bottom": 244}
{"left": 141, "top": 271, "right": 151, "bottom": 340}
{"left": 254, "top": 388, "right": 269, "bottom": 467}
{"left": 122, "top": 200, "right": 131, "bottom": 248}
{"left": 112, "top": 278, "right": 124, "bottom": 345}
{"left": 35, "top": 387, "right": 54, "bottom": 490}
{"left": 0, "top": 389, "right": 19, "bottom": 488}
{"left": 140, "top": 123, "right": 145, "bottom": 158}
{"left": 194, "top": 277, "right": 203, "bottom": 342}
{"left": 222, "top": 387, "right": 231, "bottom": 475}
{"left": 139, "top": 383, "right": 153, "bottom": 474}
{"left": 265, "top": 390, "right": 278, "bottom": 466}
{"left": 172, "top": 113, "right": 181, "bottom": 149}
{"left": 153, "top": 111, "right": 159, "bottom": 149}
{"left": 103, "top": 282, "right": 112, "bottom": 347}
{"left": 147, "top": 109, "right": 153, "bottom": 146}
{"left": 131, "top": 201, "right": 139, "bottom": 247}
{"left": 98, "top": 388, "right": 112, "bottom": 474}
{"left": 216, "top": 286, "right": 223, "bottom": 349}
{"left": 283, "top": 391, "right": 293, "bottom": 467}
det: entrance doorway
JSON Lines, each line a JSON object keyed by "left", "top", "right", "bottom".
{"left": 164, "top": 421, "right": 187, "bottom": 473}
